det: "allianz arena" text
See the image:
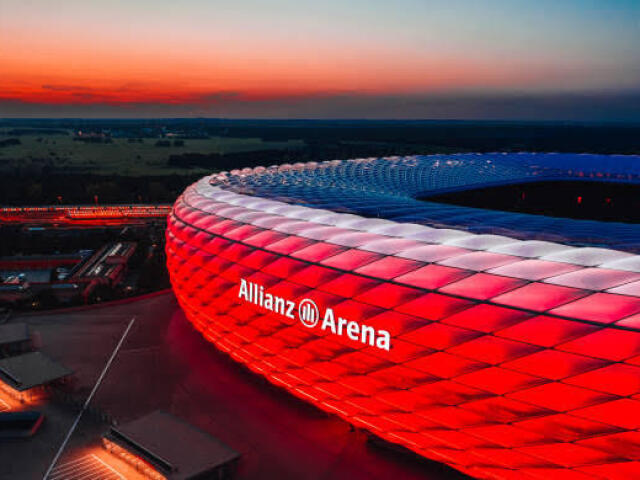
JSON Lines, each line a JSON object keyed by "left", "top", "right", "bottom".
{"left": 238, "top": 278, "right": 391, "bottom": 351}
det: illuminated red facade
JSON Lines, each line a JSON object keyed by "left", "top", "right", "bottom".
{"left": 167, "top": 160, "right": 640, "bottom": 479}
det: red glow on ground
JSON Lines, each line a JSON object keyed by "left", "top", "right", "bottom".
{"left": 54, "top": 445, "right": 152, "bottom": 480}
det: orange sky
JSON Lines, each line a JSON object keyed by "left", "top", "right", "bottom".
{"left": 2, "top": 28, "right": 569, "bottom": 106}
{"left": 1, "top": 0, "right": 638, "bottom": 118}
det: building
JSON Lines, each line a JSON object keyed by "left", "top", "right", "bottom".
{"left": 0, "top": 252, "right": 86, "bottom": 306}
{"left": 70, "top": 241, "right": 137, "bottom": 297}
{"left": 103, "top": 410, "right": 239, "bottom": 480}
{"left": 166, "top": 153, "right": 640, "bottom": 479}
{"left": 0, "top": 351, "right": 71, "bottom": 403}
{"left": 0, "top": 242, "right": 137, "bottom": 306}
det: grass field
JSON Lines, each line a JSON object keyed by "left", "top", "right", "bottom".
{"left": 0, "top": 129, "right": 304, "bottom": 176}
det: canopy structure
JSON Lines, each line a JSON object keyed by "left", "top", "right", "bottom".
{"left": 103, "top": 410, "right": 239, "bottom": 480}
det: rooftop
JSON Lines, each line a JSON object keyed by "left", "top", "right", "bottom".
{"left": 106, "top": 410, "right": 240, "bottom": 479}
{"left": 0, "top": 351, "right": 71, "bottom": 391}
{"left": 216, "top": 153, "right": 640, "bottom": 251}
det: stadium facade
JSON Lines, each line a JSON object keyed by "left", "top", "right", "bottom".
{"left": 166, "top": 153, "right": 640, "bottom": 479}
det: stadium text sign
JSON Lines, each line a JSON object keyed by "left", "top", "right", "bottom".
{"left": 238, "top": 278, "right": 391, "bottom": 351}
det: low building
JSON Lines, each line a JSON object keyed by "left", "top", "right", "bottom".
{"left": 0, "top": 242, "right": 137, "bottom": 306}
{"left": 72, "top": 242, "right": 136, "bottom": 287}
{"left": 0, "top": 351, "right": 72, "bottom": 403}
{"left": 103, "top": 410, "right": 240, "bottom": 480}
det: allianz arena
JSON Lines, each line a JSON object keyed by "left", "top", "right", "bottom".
{"left": 167, "top": 153, "right": 640, "bottom": 479}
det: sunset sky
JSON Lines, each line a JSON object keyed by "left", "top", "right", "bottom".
{"left": 1, "top": 0, "right": 639, "bottom": 119}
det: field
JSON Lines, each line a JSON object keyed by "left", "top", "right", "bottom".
{"left": 0, "top": 129, "right": 304, "bottom": 176}
{"left": 0, "top": 119, "right": 638, "bottom": 206}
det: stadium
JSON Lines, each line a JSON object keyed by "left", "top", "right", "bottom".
{"left": 166, "top": 153, "right": 640, "bottom": 479}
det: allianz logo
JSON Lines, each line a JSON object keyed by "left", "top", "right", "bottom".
{"left": 238, "top": 278, "right": 391, "bottom": 351}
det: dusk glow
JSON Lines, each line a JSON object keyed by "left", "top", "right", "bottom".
{"left": 1, "top": 3, "right": 640, "bottom": 478}
{"left": 1, "top": 0, "right": 639, "bottom": 119}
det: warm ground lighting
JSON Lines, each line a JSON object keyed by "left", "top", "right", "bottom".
{"left": 49, "top": 445, "right": 151, "bottom": 480}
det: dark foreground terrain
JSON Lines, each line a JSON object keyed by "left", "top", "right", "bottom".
{"left": 1, "top": 119, "right": 638, "bottom": 205}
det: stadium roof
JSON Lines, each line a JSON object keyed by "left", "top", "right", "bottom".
{"left": 213, "top": 153, "right": 640, "bottom": 251}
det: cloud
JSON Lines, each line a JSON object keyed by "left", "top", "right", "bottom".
{"left": 196, "top": 91, "right": 243, "bottom": 104}
{"left": 41, "top": 84, "right": 96, "bottom": 92}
